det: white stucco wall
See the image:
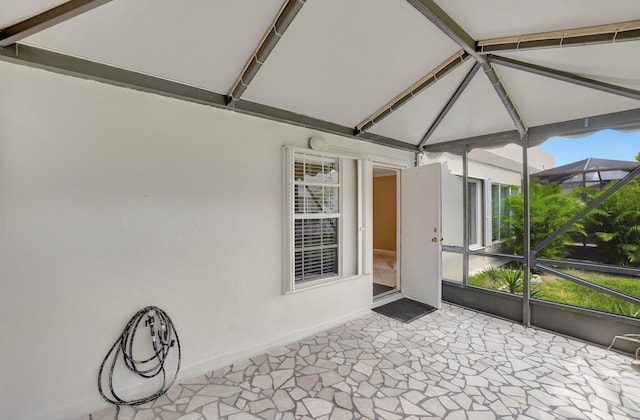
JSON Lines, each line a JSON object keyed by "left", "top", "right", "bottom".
{"left": 0, "top": 61, "right": 413, "bottom": 420}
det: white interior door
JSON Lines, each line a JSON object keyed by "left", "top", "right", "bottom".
{"left": 400, "top": 163, "right": 442, "bottom": 308}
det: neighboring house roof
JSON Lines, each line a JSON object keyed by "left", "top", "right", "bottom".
{"left": 530, "top": 157, "right": 640, "bottom": 186}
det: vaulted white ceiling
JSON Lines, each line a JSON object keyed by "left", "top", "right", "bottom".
{"left": 2, "top": 0, "right": 639, "bottom": 152}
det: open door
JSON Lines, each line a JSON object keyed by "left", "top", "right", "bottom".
{"left": 372, "top": 167, "right": 399, "bottom": 298}
{"left": 400, "top": 163, "right": 442, "bottom": 308}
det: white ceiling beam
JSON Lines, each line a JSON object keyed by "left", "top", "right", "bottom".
{"left": 0, "top": 0, "right": 112, "bottom": 48}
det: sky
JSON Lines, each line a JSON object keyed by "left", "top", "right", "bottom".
{"left": 538, "top": 129, "right": 640, "bottom": 167}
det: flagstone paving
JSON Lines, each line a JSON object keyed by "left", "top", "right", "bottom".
{"left": 82, "top": 303, "right": 640, "bottom": 419}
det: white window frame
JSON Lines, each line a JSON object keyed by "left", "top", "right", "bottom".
{"left": 467, "top": 178, "right": 484, "bottom": 249}
{"left": 284, "top": 146, "right": 362, "bottom": 293}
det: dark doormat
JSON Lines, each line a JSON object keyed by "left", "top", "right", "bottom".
{"left": 372, "top": 298, "right": 436, "bottom": 323}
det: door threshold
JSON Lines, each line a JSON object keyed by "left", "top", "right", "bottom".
{"left": 372, "top": 291, "right": 403, "bottom": 308}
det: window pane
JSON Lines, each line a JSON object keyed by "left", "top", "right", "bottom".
{"left": 295, "top": 219, "right": 338, "bottom": 248}
{"left": 294, "top": 186, "right": 339, "bottom": 214}
{"left": 295, "top": 184, "right": 323, "bottom": 214}
{"left": 468, "top": 182, "right": 478, "bottom": 246}
{"left": 294, "top": 248, "right": 338, "bottom": 282}
{"left": 294, "top": 160, "right": 305, "bottom": 181}
{"left": 492, "top": 184, "right": 500, "bottom": 241}
{"left": 323, "top": 159, "right": 339, "bottom": 184}
{"left": 442, "top": 251, "right": 463, "bottom": 283}
{"left": 304, "top": 161, "right": 323, "bottom": 181}
{"left": 294, "top": 218, "right": 339, "bottom": 283}
{"left": 323, "top": 186, "right": 339, "bottom": 214}
{"left": 294, "top": 156, "right": 339, "bottom": 184}
{"left": 500, "top": 186, "right": 515, "bottom": 241}
{"left": 294, "top": 155, "right": 340, "bottom": 215}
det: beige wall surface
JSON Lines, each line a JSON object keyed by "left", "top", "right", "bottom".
{"left": 373, "top": 175, "right": 397, "bottom": 252}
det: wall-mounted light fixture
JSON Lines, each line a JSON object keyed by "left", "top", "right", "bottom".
{"left": 309, "top": 136, "right": 329, "bottom": 152}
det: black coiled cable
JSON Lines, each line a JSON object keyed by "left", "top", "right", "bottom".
{"left": 98, "top": 305, "right": 181, "bottom": 407}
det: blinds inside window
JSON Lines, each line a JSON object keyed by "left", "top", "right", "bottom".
{"left": 293, "top": 153, "right": 340, "bottom": 283}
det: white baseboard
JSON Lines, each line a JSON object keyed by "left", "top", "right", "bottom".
{"left": 178, "top": 307, "right": 371, "bottom": 381}
{"left": 39, "top": 307, "right": 372, "bottom": 420}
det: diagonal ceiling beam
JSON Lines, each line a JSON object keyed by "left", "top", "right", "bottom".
{"left": 0, "top": 0, "right": 112, "bottom": 48}
{"left": 489, "top": 55, "right": 640, "bottom": 101}
{"left": 406, "top": 0, "right": 528, "bottom": 136}
{"left": 406, "top": 0, "right": 478, "bottom": 59}
{"left": 355, "top": 50, "right": 470, "bottom": 134}
{"left": 227, "top": 0, "right": 306, "bottom": 107}
{"left": 478, "top": 20, "right": 640, "bottom": 54}
{"left": 418, "top": 61, "right": 481, "bottom": 149}
{"left": 0, "top": 43, "right": 417, "bottom": 152}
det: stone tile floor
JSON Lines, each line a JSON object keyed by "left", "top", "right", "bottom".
{"left": 83, "top": 303, "right": 640, "bottom": 420}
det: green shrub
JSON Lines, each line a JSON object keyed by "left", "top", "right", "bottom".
{"left": 503, "top": 182, "right": 585, "bottom": 259}
{"left": 479, "top": 266, "right": 540, "bottom": 297}
{"left": 609, "top": 302, "right": 640, "bottom": 318}
{"left": 578, "top": 181, "right": 640, "bottom": 266}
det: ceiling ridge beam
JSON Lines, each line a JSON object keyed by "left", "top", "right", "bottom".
{"left": 489, "top": 55, "right": 640, "bottom": 101}
{"left": 478, "top": 19, "right": 640, "bottom": 54}
{"left": 0, "top": 0, "right": 112, "bottom": 48}
{"left": 355, "top": 50, "right": 470, "bottom": 134}
{"left": 0, "top": 43, "right": 417, "bottom": 152}
{"left": 227, "top": 0, "right": 306, "bottom": 107}
{"left": 406, "top": 0, "right": 528, "bottom": 137}
{"left": 418, "top": 61, "right": 481, "bottom": 149}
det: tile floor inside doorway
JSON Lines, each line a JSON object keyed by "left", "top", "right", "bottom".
{"left": 83, "top": 304, "right": 640, "bottom": 420}
{"left": 373, "top": 251, "right": 396, "bottom": 297}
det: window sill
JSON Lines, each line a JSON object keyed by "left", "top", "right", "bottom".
{"left": 285, "top": 274, "right": 363, "bottom": 295}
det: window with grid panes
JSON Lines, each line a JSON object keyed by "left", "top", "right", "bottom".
{"left": 293, "top": 153, "right": 340, "bottom": 284}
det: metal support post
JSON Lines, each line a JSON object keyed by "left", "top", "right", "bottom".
{"left": 462, "top": 145, "right": 469, "bottom": 287}
{"left": 522, "top": 136, "right": 532, "bottom": 326}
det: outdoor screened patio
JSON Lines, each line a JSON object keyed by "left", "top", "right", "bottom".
{"left": 2, "top": 1, "right": 640, "bottom": 419}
